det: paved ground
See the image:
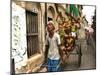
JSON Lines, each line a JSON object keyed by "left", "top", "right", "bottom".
{"left": 79, "top": 36, "right": 96, "bottom": 70}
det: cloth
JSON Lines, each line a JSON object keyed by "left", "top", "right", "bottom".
{"left": 71, "top": 32, "right": 77, "bottom": 37}
{"left": 46, "top": 33, "right": 61, "bottom": 60}
{"left": 71, "top": 25, "right": 76, "bottom": 32}
{"left": 47, "top": 58, "right": 60, "bottom": 72}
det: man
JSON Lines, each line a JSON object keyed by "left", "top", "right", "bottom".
{"left": 71, "top": 20, "right": 77, "bottom": 37}
{"left": 45, "top": 21, "right": 64, "bottom": 72}
{"left": 71, "top": 19, "right": 80, "bottom": 39}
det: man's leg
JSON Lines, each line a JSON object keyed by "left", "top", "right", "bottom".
{"left": 51, "top": 59, "right": 60, "bottom": 72}
{"left": 47, "top": 58, "right": 52, "bottom": 72}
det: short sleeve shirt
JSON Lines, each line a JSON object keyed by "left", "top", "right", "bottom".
{"left": 46, "top": 33, "right": 61, "bottom": 60}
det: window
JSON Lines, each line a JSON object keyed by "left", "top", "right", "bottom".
{"left": 26, "top": 10, "right": 39, "bottom": 58}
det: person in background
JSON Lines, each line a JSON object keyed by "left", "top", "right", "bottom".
{"left": 85, "top": 25, "right": 94, "bottom": 45}
{"left": 85, "top": 27, "right": 89, "bottom": 44}
{"left": 45, "top": 21, "right": 64, "bottom": 72}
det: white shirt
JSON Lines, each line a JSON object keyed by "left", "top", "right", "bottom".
{"left": 46, "top": 33, "right": 61, "bottom": 60}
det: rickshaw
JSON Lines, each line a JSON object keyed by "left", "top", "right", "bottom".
{"left": 59, "top": 19, "right": 82, "bottom": 68}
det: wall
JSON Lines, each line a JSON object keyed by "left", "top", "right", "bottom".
{"left": 12, "top": 1, "right": 45, "bottom": 73}
{"left": 12, "top": 1, "right": 28, "bottom": 70}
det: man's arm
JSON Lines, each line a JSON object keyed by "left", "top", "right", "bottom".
{"left": 57, "top": 34, "right": 65, "bottom": 63}
{"left": 44, "top": 45, "right": 49, "bottom": 64}
{"left": 44, "top": 35, "right": 49, "bottom": 64}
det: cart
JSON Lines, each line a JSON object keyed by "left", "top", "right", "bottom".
{"left": 64, "top": 39, "right": 82, "bottom": 67}
{"left": 40, "top": 40, "right": 82, "bottom": 72}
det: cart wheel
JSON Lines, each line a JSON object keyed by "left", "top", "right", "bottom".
{"left": 76, "top": 44, "right": 82, "bottom": 67}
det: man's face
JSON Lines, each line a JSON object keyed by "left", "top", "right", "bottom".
{"left": 71, "top": 20, "right": 75, "bottom": 25}
{"left": 47, "top": 24, "right": 54, "bottom": 33}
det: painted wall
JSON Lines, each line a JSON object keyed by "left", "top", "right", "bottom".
{"left": 12, "top": 2, "right": 27, "bottom": 69}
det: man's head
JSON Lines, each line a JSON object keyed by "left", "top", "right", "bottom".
{"left": 47, "top": 21, "right": 55, "bottom": 33}
{"left": 71, "top": 19, "right": 75, "bottom": 25}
